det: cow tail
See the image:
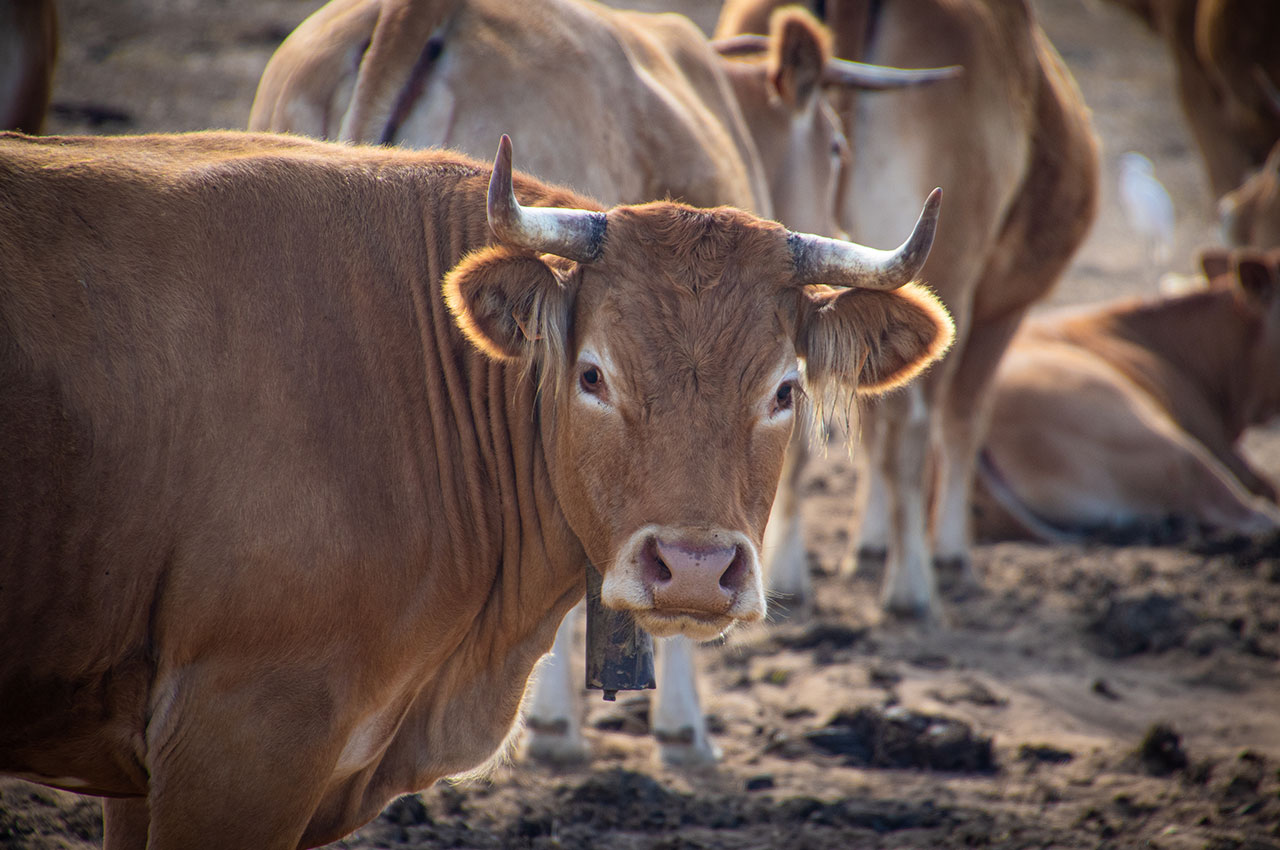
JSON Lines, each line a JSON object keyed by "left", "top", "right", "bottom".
{"left": 974, "top": 448, "right": 1082, "bottom": 544}
{"left": 338, "top": 0, "right": 461, "bottom": 145}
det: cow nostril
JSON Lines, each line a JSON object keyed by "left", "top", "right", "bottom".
{"left": 641, "top": 537, "right": 673, "bottom": 585}
{"left": 655, "top": 555, "right": 672, "bottom": 582}
{"left": 719, "top": 545, "right": 746, "bottom": 592}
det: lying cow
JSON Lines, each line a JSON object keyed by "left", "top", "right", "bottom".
{"left": 0, "top": 130, "right": 952, "bottom": 849}
{"left": 975, "top": 249, "right": 1280, "bottom": 542}
{"left": 0, "top": 0, "right": 58, "bottom": 133}
{"left": 250, "top": 0, "right": 957, "bottom": 765}
{"left": 716, "top": 0, "right": 1100, "bottom": 618}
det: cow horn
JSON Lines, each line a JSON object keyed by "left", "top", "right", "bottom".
{"left": 789, "top": 188, "right": 942, "bottom": 289}
{"left": 711, "top": 35, "right": 962, "bottom": 90}
{"left": 487, "top": 134, "right": 606, "bottom": 263}
{"left": 821, "top": 58, "right": 963, "bottom": 90}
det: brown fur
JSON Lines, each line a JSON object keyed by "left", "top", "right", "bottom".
{"left": 977, "top": 249, "right": 1280, "bottom": 541}
{"left": 1108, "top": 0, "right": 1280, "bottom": 200}
{"left": 0, "top": 131, "right": 951, "bottom": 849}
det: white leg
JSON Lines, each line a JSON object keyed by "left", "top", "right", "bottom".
{"left": 932, "top": 428, "right": 975, "bottom": 566}
{"left": 652, "top": 636, "right": 719, "bottom": 766}
{"left": 878, "top": 384, "right": 940, "bottom": 618}
{"left": 523, "top": 602, "right": 588, "bottom": 764}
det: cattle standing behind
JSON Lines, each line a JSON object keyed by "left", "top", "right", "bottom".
{"left": 250, "top": 0, "right": 958, "bottom": 766}
{"left": 1106, "top": 0, "right": 1280, "bottom": 203}
{"left": 0, "top": 0, "right": 58, "bottom": 133}
{"left": 0, "top": 131, "right": 952, "bottom": 849}
{"left": 716, "top": 0, "right": 1100, "bottom": 618}
{"left": 974, "top": 249, "right": 1280, "bottom": 543}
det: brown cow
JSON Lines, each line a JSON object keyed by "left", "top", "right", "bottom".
{"left": 0, "top": 130, "right": 952, "bottom": 849}
{"left": 975, "top": 249, "right": 1280, "bottom": 542}
{"left": 250, "top": 0, "right": 958, "bottom": 765}
{"left": 1220, "top": 138, "right": 1280, "bottom": 249}
{"left": 0, "top": 0, "right": 58, "bottom": 133}
{"left": 1106, "top": 0, "right": 1280, "bottom": 201}
{"left": 717, "top": 0, "right": 1100, "bottom": 618}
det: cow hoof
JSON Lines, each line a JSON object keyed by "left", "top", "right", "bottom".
{"left": 880, "top": 594, "right": 941, "bottom": 624}
{"left": 850, "top": 547, "right": 887, "bottom": 581}
{"left": 934, "top": 556, "right": 982, "bottom": 600}
{"left": 524, "top": 720, "right": 589, "bottom": 766}
{"left": 655, "top": 727, "right": 721, "bottom": 767}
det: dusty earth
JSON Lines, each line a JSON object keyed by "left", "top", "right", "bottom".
{"left": 3, "top": 0, "right": 1280, "bottom": 848}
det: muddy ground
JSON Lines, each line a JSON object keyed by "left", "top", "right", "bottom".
{"left": 3, "top": 0, "right": 1279, "bottom": 848}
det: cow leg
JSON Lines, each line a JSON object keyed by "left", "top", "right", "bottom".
{"left": 873, "top": 382, "right": 939, "bottom": 619}
{"left": 523, "top": 602, "right": 588, "bottom": 764}
{"left": 849, "top": 411, "right": 891, "bottom": 573}
{"left": 652, "top": 636, "right": 718, "bottom": 766}
{"left": 142, "top": 673, "right": 338, "bottom": 850}
{"left": 762, "top": 423, "right": 812, "bottom": 619}
{"left": 103, "top": 798, "right": 149, "bottom": 850}
{"left": 932, "top": 308, "right": 1027, "bottom": 582}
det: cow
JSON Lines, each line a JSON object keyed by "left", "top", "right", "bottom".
{"left": 973, "top": 249, "right": 1280, "bottom": 543}
{"left": 716, "top": 0, "right": 1100, "bottom": 618}
{"left": 0, "top": 130, "right": 953, "bottom": 849}
{"left": 1220, "top": 138, "right": 1280, "bottom": 249}
{"left": 1104, "top": 0, "right": 1280, "bottom": 202}
{"left": 250, "top": 0, "right": 959, "bottom": 765}
{"left": 0, "top": 0, "right": 58, "bottom": 133}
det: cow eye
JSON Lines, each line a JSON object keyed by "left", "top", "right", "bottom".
{"left": 774, "top": 381, "right": 795, "bottom": 413}
{"left": 579, "top": 365, "right": 603, "bottom": 394}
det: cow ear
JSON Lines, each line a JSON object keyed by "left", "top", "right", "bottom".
{"left": 1200, "top": 248, "right": 1232, "bottom": 285}
{"left": 796, "top": 283, "right": 954, "bottom": 397}
{"left": 1234, "top": 254, "right": 1278, "bottom": 309}
{"left": 768, "top": 8, "right": 828, "bottom": 109}
{"left": 444, "top": 245, "right": 575, "bottom": 362}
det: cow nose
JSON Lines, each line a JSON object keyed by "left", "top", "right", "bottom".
{"left": 643, "top": 537, "right": 746, "bottom": 614}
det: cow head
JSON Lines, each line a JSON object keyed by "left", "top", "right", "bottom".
{"left": 446, "top": 137, "right": 953, "bottom": 640}
{"left": 713, "top": 8, "right": 961, "bottom": 240}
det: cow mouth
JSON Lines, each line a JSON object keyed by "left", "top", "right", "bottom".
{"left": 632, "top": 608, "right": 739, "bottom": 641}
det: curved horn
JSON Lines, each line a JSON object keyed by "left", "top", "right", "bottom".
{"left": 790, "top": 188, "right": 942, "bottom": 289}
{"left": 821, "top": 57, "right": 963, "bottom": 90}
{"left": 487, "top": 134, "right": 606, "bottom": 263}
{"left": 711, "top": 34, "right": 771, "bottom": 56}
{"left": 712, "top": 35, "right": 962, "bottom": 90}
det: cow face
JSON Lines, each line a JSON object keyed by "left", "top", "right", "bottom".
{"left": 446, "top": 137, "right": 953, "bottom": 640}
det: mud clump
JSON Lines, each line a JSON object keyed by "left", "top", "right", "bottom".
{"left": 1088, "top": 592, "right": 1197, "bottom": 657}
{"left": 1136, "top": 723, "right": 1189, "bottom": 776}
{"left": 804, "top": 706, "right": 997, "bottom": 773}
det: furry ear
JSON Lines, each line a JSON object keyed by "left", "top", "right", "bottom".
{"left": 1234, "top": 253, "right": 1278, "bottom": 309}
{"left": 796, "top": 283, "right": 954, "bottom": 400}
{"left": 1200, "top": 248, "right": 1232, "bottom": 285}
{"left": 768, "top": 7, "right": 829, "bottom": 110}
{"left": 443, "top": 245, "right": 575, "bottom": 363}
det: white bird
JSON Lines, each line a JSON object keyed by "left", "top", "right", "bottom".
{"left": 1118, "top": 151, "right": 1176, "bottom": 287}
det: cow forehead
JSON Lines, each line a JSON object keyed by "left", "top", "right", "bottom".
{"left": 595, "top": 202, "right": 795, "bottom": 291}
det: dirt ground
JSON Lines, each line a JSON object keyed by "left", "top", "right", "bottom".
{"left": 4, "top": 0, "right": 1280, "bottom": 848}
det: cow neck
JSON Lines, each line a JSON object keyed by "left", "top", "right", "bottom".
{"left": 1076, "top": 291, "right": 1259, "bottom": 440}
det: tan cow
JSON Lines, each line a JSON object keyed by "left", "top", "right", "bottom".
{"left": 0, "top": 130, "right": 952, "bottom": 849}
{"left": 1106, "top": 0, "right": 1280, "bottom": 201}
{"left": 250, "top": 0, "right": 958, "bottom": 765}
{"left": 974, "top": 249, "right": 1280, "bottom": 542}
{"left": 0, "top": 0, "right": 58, "bottom": 133}
{"left": 717, "top": 0, "right": 1100, "bottom": 618}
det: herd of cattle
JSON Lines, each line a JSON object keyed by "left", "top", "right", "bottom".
{"left": 0, "top": 0, "right": 1277, "bottom": 848}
